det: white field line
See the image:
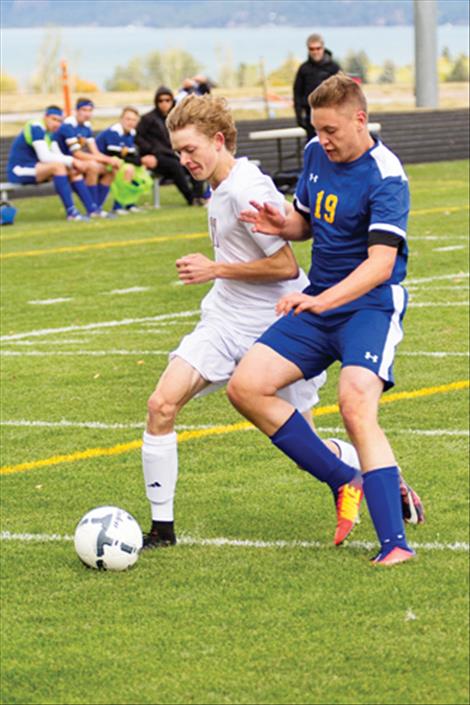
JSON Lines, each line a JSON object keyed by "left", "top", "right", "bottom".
{"left": 410, "top": 236, "right": 469, "bottom": 241}
{"left": 0, "top": 531, "right": 468, "bottom": 553}
{"left": 0, "top": 310, "right": 199, "bottom": 342}
{"left": 2, "top": 282, "right": 468, "bottom": 342}
{"left": 0, "top": 420, "right": 216, "bottom": 430}
{"left": 0, "top": 419, "right": 468, "bottom": 436}
{"left": 1, "top": 350, "right": 468, "bottom": 358}
{"left": 399, "top": 351, "right": 469, "bottom": 357}
{"left": 5, "top": 339, "right": 91, "bottom": 346}
{"left": 106, "top": 287, "right": 150, "bottom": 295}
{"left": 432, "top": 245, "right": 465, "bottom": 253}
{"left": 408, "top": 302, "right": 468, "bottom": 307}
{"left": 406, "top": 272, "right": 468, "bottom": 285}
{"left": 28, "top": 298, "right": 73, "bottom": 305}
{"left": 407, "top": 285, "right": 469, "bottom": 291}
{"left": 1, "top": 350, "right": 169, "bottom": 357}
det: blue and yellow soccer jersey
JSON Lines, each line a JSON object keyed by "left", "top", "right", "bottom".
{"left": 294, "top": 138, "right": 409, "bottom": 314}
{"left": 7, "top": 120, "right": 51, "bottom": 172}
{"left": 95, "top": 122, "right": 138, "bottom": 162}
{"left": 53, "top": 116, "right": 93, "bottom": 156}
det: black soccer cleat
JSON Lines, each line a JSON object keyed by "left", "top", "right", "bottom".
{"left": 141, "top": 520, "right": 177, "bottom": 550}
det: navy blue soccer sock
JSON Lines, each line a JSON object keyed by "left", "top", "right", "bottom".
{"left": 363, "top": 466, "right": 411, "bottom": 552}
{"left": 72, "top": 180, "right": 96, "bottom": 214}
{"left": 97, "top": 183, "right": 110, "bottom": 208}
{"left": 52, "top": 175, "right": 74, "bottom": 214}
{"left": 88, "top": 184, "right": 100, "bottom": 210}
{"left": 270, "top": 410, "right": 356, "bottom": 492}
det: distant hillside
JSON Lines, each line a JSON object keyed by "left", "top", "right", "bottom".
{"left": 1, "top": 0, "right": 469, "bottom": 27}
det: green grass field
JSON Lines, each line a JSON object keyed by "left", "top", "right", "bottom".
{"left": 1, "top": 160, "right": 469, "bottom": 705}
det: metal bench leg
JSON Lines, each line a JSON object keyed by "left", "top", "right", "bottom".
{"left": 153, "top": 178, "right": 161, "bottom": 208}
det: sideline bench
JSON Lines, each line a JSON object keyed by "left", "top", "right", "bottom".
{"left": 1, "top": 180, "right": 53, "bottom": 201}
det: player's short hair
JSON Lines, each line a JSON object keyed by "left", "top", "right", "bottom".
{"left": 306, "top": 33, "right": 324, "bottom": 47}
{"left": 308, "top": 73, "right": 368, "bottom": 115}
{"left": 121, "top": 106, "right": 139, "bottom": 117}
{"left": 166, "top": 94, "right": 237, "bottom": 154}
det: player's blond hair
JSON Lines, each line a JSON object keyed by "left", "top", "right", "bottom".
{"left": 308, "top": 73, "right": 368, "bottom": 115}
{"left": 166, "top": 94, "right": 237, "bottom": 154}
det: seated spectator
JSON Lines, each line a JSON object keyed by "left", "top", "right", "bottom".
{"left": 95, "top": 106, "right": 154, "bottom": 214}
{"left": 7, "top": 105, "right": 87, "bottom": 221}
{"left": 52, "top": 98, "right": 121, "bottom": 218}
{"left": 135, "top": 86, "right": 207, "bottom": 206}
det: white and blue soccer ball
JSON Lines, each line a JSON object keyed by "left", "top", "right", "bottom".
{"left": 74, "top": 506, "right": 143, "bottom": 571}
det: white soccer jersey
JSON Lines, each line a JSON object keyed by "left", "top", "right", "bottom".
{"left": 202, "top": 157, "right": 309, "bottom": 336}
{"left": 171, "top": 157, "right": 326, "bottom": 408}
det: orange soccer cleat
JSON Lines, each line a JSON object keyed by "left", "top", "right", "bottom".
{"left": 334, "top": 472, "right": 364, "bottom": 545}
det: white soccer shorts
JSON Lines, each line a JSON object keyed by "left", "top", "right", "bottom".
{"left": 170, "top": 314, "right": 326, "bottom": 412}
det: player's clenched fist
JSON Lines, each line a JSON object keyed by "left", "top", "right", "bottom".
{"left": 176, "top": 253, "right": 217, "bottom": 284}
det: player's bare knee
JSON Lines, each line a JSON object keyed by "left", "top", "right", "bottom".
{"left": 226, "top": 375, "right": 251, "bottom": 411}
{"left": 147, "top": 391, "right": 177, "bottom": 426}
{"left": 52, "top": 162, "right": 67, "bottom": 176}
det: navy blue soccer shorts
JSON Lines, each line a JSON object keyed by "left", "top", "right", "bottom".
{"left": 8, "top": 165, "right": 38, "bottom": 185}
{"left": 258, "top": 306, "right": 406, "bottom": 391}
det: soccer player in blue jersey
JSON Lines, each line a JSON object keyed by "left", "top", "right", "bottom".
{"left": 53, "top": 98, "right": 121, "bottom": 217}
{"left": 228, "top": 73, "right": 420, "bottom": 566}
{"left": 7, "top": 105, "right": 86, "bottom": 221}
{"left": 96, "top": 106, "right": 156, "bottom": 214}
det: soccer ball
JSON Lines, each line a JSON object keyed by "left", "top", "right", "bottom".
{"left": 74, "top": 506, "right": 143, "bottom": 571}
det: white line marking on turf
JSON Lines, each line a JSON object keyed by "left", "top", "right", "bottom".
{"left": 400, "top": 351, "right": 469, "bottom": 357}
{"left": 1, "top": 419, "right": 468, "bottom": 436}
{"left": 432, "top": 246, "right": 465, "bottom": 253}
{"left": 408, "top": 302, "right": 468, "bottom": 307}
{"left": 106, "top": 287, "right": 150, "bottom": 295}
{"left": 406, "top": 272, "right": 468, "bottom": 285}
{"left": 1, "top": 350, "right": 168, "bottom": 357}
{"left": 2, "top": 349, "right": 468, "bottom": 359}
{"left": 0, "top": 310, "right": 200, "bottom": 342}
{"left": 5, "top": 339, "right": 91, "bottom": 346}
{"left": 0, "top": 531, "right": 468, "bottom": 553}
{"left": 28, "top": 298, "right": 73, "bottom": 305}
{"left": 0, "top": 420, "right": 216, "bottom": 430}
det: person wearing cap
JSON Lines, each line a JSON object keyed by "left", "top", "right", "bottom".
{"left": 7, "top": 105, "right": 87, "bottom": 221}
{"left": 293, "top": 33, "right": 341, "bottom": 141}
{"left": 135, "top": 86, "right": 206, "bottom": 206}
{"left": 52, "top": 98, "right": 121, "bottom": 218}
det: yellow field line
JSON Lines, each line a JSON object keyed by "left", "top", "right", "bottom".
{"left": 1, "top": 379, "right": 468, "bottom": 476}
{"left": 2, "top": 204, "right": 469, "bottom": 258}
{"left": 0, "top": 232, "right": 208, "bottom": 259}
{"left": 0, "top": 212, "right": 204, "bottom": 242}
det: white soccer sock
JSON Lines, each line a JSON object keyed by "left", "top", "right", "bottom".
{"left": 329, "top": 438, "right": 361, "bottom": 470}
{"left": 142, "top": 431, "right": 178, "bottom": 521}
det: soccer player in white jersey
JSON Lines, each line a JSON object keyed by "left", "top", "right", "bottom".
{"left": 140, "top": 94, "right": 369, "bottom": 549}
{"left": 229, "top": 74, "right": 423, "bottom": 566}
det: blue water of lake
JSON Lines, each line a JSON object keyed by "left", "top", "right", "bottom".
{"left": 2, "top": 24, "right": 469, "bottom": 89}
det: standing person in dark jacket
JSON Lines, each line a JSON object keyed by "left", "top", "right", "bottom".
{"left": 135, "top": 86, "right": 205, "bottom": 205}
{"left": 293, "top": 34, "right": 341, "bottom": 140}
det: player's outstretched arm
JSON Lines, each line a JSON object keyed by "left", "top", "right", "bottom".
{"left": 239, "top": 200, "right": 310, "bottom": 241}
